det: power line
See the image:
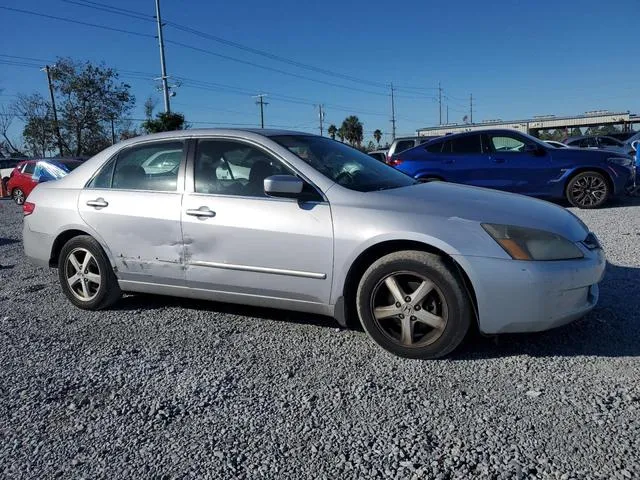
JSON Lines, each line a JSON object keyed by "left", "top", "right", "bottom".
{"left": 62, "top": 0, "right": 394, "bottom": 90}
{"left": 0, "top": 6, "right": 154, "bottom": 38}
{"left": 2, "top": 6, "right": 447, "bottom": 103}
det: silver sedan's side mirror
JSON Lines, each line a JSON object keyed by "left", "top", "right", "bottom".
{"left": 264, "top": 175, "right": 304, "bottom": 197}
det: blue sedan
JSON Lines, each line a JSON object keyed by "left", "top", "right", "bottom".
{"left": 389, "top": 129, "right": 635, "bottom": 208}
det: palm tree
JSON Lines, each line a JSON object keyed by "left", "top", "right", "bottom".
{"left": 327, "top": 124, "right": 337, "bottom": 140}
{"left": 341, "top": 115, "right": 364, "bottom": 147}
{"left": 337, "top": 125, "right": 346, "bottom": 142}
{"left": 373, "top": 129, "right": 382, "bottom": 146}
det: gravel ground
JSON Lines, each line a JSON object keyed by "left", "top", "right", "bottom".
{"left": 1, "top": 195, "right": 639, "bottom": 479}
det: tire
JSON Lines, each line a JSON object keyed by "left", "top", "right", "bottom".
{"left": 58, "top": 235, "right": 121, "bottom": 310}
{"left": 566, "top": 171, "right": 609, "bottom": 209}
{"left": 12, "top": 188, "right": 25, "bottom": 205}
{"left": 356, "top": 250, "right": 472, "bottom": 359}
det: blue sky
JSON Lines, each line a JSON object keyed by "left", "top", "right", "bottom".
{"left": 1, "top": 0, "right": 639, "bottom": 146}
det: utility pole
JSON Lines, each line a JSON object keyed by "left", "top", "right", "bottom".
{"left": 390, "top": 83, "right": 396, "bottom": 141}
{"left": 43, "top": 65, "right": 64, "bottom": 157}
{"left": 254, "top": 94, "right": 268, "bottom": 128}
{"left": 446, "top": 104, "right": 449, "bottom": 124}
{"left": 438, "top": 81, "right": 442, "bottom": 125}
{"left": 154, "top": 0, "right": 171, "bottom": 113}
{"left": 470, "top": 93, "right": 473, "bottom": 124}
{"left": 318, "top": 104, "right": 325, "bottom": 136}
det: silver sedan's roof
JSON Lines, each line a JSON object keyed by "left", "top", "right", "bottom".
{"left": 128, "top": 128, "right": 311, "bottom": 142}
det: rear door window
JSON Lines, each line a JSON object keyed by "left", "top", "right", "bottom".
{"left": 425, "top": 142, "right": 443, "bottom": 153}
{"left": 87, "top": 141, "right": 184, "bottom": 191}
{"left": 394, "top": 140, "right": 416, "bottom": 153}
{"left": 23, "top": 162, "right": 35, "bottom": 175}
{"left": 449, "top": 135, "right": 482, "bottom": 153}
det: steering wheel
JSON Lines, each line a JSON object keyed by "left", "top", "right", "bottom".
{"left": 336, "top": 171, "right": 355, "bottom": 186}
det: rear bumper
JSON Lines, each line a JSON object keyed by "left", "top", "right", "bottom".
{"left": 23, "top": 220, "right": 54, "bottom": 268}
{"left": 453, "top": 246, "right": 605, "bottom": 334}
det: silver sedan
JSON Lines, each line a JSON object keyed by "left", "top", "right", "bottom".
{"left": 22, "top": 129, "right": 606, "bottom": 358}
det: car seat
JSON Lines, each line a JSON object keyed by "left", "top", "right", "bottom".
{"left": 114, "top": 165, "right": 146, "bottom": 190}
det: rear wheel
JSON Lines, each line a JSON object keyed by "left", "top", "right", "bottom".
{"left": 356, "top": 250, "right": 471, "bottom": 359}
{"left": 12, "top": 188, "right": 24, "bottom": 205}
{"left": 58, "top": 235, "right": 121, "bottom": 310}
{"left": 566, "top": 171, "right": 609, "bottom": 209}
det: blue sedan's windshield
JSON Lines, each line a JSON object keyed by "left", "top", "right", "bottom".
{"left": 271, "top": 135, "right": 417, "bottom": 192}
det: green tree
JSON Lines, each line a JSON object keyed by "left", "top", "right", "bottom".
{"left": 142, "top": 112, "right": 188, "bottom": 134}
{"left": 327, "top": 124, "right": 337, "bottom": 140}
{"left": 337, "top": 125, "right": 346, "bottom": 142}
{"left": 373, "top": 129, "right": 382, "bottom": 146}
{"left": 341, "top": 115, "right": 364, "bottom": 147}
{"left": 570, "top": 127, "right": 582, "bottom": 137}
{"left": 49, "top": 58, "right": 135, "bottom": 156}
{"left": 365, "top": 140, "right": 376, "bottom": 152}
{"left": 14, "top": 93, "right": 57, "bottom": 157}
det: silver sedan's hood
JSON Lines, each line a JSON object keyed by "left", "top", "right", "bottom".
{"left": 371, "top": 182, "right": 589, "bottom": 242}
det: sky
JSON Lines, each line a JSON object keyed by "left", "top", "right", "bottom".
{"left": 1, "top": 0, "right": 639, "bottom": 147}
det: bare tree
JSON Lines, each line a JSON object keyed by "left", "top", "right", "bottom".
{"left": 0, "top": 105, "right": 22, "bottom": 154}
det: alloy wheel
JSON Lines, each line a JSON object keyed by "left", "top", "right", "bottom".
{"left": 370, "top": 271, "right": 448, "bottom": 347}
{"left": 570, "top": 175, "right": 607, "bottom": 208}
{"left": 65, "top": 248, "right": 102, "bottom": 302}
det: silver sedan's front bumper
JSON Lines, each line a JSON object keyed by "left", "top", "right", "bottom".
{"left": 453, "top": 245, "right": 606, "bottom": 334}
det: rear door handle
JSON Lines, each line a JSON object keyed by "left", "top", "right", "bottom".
{"left": 443, "top": 159, "right": 455, "bottom": 164}
{"left": 186, "top": 207, "right": 216, "bottom": 218}
{"left": 86, "top": 198, "right": 108, "bottom": 208}
{"left": 492, "top": 158, "right": 506, "bottom": 163}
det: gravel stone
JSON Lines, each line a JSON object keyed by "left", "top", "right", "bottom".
{"left": 1, "top": 196, "right": 640, "bottom": 478}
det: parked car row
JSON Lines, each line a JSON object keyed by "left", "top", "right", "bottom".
{"left": 388, "top": 129, "right": 636, "bottom": 209}
{"left": 7, "top": 158, "right": 83, "bottom": 204}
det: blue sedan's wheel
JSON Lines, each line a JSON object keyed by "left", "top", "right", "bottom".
{"left": 566, "top": 172, "right": 609, "bottom": 209}
{"left": 356, "top": 250, "right": 472, "bottom": 359}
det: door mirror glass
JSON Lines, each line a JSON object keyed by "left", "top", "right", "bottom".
{"left": 264, "top": 175, "right": 304, "bottom": 197}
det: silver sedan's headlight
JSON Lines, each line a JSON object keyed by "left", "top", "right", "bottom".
{"left": 482, "top": 223, "right": 584, "bottom": 261}
{"left": 607, "top": 157, "right": 633, "bottom": 167}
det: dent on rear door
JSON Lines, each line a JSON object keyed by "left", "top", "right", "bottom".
{"left": 78, "top": 189, "right": 185, "bottom": 284}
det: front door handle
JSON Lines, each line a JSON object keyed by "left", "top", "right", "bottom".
{"left": 86, "top": 198, "right": 108, "bottom": 208}
{"left": 492, "top": 158, "right": 506, "bottom": 163}
{"left": 186, "top": 206, "right": 216, "bottom": 218}
{"left": 443, "top": 159, "right": 455, "bottom": 164}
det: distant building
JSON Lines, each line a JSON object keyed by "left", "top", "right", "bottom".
{"left": 417, "top": 111, "right": 638, "bottom": 137}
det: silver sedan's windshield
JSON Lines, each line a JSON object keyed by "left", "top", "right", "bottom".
{"left": 271, "top": 135, "right": 417, "bottom": 192}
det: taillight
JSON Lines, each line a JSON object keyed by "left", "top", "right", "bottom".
{"left": 387, "top": 158, "right": 404, "bottom": 167}
{"left": 23, "top": 202, "right": 35, "bottom": 216}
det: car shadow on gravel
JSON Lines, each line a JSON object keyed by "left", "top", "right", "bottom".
{"left": 0, "top": 238, "right": 20, "bottom": 247}
{"left": 452, "top": 262, "right": 640, "bottom": 360}
{"left": 551, "top": 194, "right": 640, "bottom": 210}
{"left": 111, "top": 293, "right": 340, "bottom": 329}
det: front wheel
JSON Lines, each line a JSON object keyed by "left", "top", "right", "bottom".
{"left": 566, "top": 171, "right": 609, "bottom": 209}
{"left": 356, "top": 250, "right": 472, "bottom": 359}
{"left": 12, "top": 188, "right": 25, "bottom": 205}
{"left": 58, "top": 235, "right": 121, "bottom": 310}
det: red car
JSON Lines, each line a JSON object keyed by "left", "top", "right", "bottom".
{"left": 8, "top": 159, "right": 82, "bottom": 205}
